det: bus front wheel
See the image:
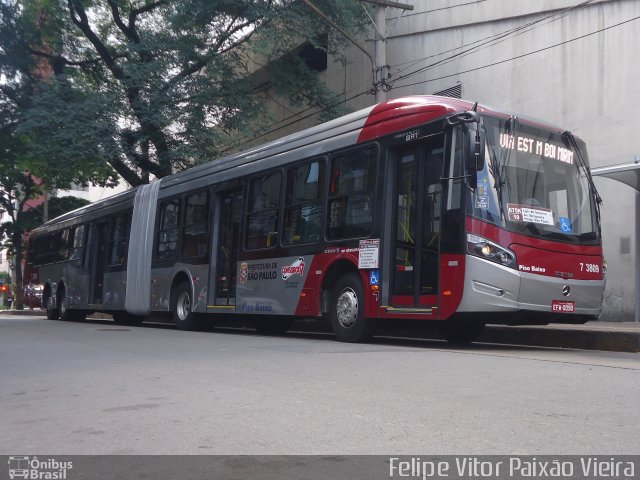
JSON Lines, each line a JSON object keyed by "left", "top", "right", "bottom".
{"left": 329, "top": 272, "right": 375, "bottom": 343}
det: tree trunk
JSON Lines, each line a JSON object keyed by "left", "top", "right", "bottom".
{"left": 12, "top": 233, "right": 24, "bottom": 310}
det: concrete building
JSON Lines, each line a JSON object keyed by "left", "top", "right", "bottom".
{"left": 246, "top": 0, "right": 640, "bottom": 321}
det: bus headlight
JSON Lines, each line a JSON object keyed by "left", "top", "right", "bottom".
{"left": 602, "top": 259, "right": 607, "bottom": 276}
{"left": 467, "top": 234, "right": 517, "bottom": 269}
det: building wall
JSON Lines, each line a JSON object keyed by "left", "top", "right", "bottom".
{"left": 252, "top": 0, "right": 640, "bottom": 321}
{"left": 56, "top": 182, "right": 129, "bottom": 203}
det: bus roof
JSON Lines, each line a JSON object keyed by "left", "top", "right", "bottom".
{"left": 32, "top": 95, "right": 568, "bottom": 233}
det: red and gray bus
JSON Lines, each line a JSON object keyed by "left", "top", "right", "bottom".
{"left": 24, "top": 96, "right": 605, "bottom": 343}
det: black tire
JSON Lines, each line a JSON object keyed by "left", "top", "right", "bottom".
{"left": 46, "top": 305, "right": 59, "bottom": 320}
{"left": 329, "top": 272, "right": 375, "bottom": 343}
{"left": 44, "top": 292, "right": 59, "bottom": 320}
{"left": 254, "top": 317, "right": 294, "bottom": 335}
{"left": 172, "top": 281, "right": 200, "bottom": 330}
{"left": 58, "top": 289, "right": 86, "bottom": 322}
{"left": 440, "top": 319, "right": 486, "bottom": 345}
{"left": 112, "top": 311, "right": 144, "bottom": 326}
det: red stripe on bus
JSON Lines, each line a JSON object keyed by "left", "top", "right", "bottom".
{"left": 357, "top": 96, "right": 474, "bottom": 143}
{"left": 467, "top": 217, "right": 603, "bottom": 280}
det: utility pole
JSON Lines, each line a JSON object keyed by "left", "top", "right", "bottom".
{"left": 374, "top": 5, "right": 388, "bottom": 103}
{"left": 43, "top": 186, "right": 49, "bottom": 224}
{"left": 361, "top": 0, "right": 413, "bottom": 103}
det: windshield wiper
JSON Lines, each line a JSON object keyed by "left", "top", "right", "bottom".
{"left": 491, "top": 115, "right": 519, "bottom": 223}
{"left": 561, "top": 131, "right": 602, "bottom": 225}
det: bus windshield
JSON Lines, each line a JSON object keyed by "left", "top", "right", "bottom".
{"left": 469, "top": 115, "right": 600, "bottom": 244}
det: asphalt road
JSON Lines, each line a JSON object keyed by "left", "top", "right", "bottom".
{"left": 1, "top": 315, "right": 639, "bottom": 455}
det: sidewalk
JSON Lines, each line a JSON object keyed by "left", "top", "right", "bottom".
{"left": 477, "top": 322, "right": 640, "bottom": 353}
{"left": 3, "top": 309, "right": 639, "bottom": 353}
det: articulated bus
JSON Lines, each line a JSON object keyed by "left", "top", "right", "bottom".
{"left": 24, "top": 96, "right": 605, "bottom": 343}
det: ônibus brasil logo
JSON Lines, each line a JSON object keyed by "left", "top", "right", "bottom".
{"left": 8, "top": 456, "right": 73, "bottom": 479}
{"left": 282, "top": 257, "right": 305, "bottom": 280}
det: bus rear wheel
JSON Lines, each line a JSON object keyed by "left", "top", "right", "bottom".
{"left": 172, "top": 281, "right": 200, "bottom": 331}
{"left": 329, "top": 272, "right": 375, "bottom": 343}
{"left": 58, "top": 290, "right": 86, "bottom": 322}
{"left": 43, "top": 291, "right": 59, "bottom": 320}
{"left": 46, "top": 304, "right": 59, "bottom": 320}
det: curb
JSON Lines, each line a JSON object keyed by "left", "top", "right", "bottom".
{"left": 2, "top": 309, "right": 45, "bottom": 316}
{"left": 480, "top": 324, "right": 640, "bottom": 353}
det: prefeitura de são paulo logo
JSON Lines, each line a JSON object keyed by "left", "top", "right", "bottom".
{"left": 281, "top": 257, "right": 305, "bottom": 280}
{"left": 239, "top": 262, "right": 249, "bottom": 284}
{"left": 8, "top": 456, "right": 73, "bottom": 479}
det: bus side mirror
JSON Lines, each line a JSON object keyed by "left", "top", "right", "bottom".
{"left": 467, "top": 126, "right": 486, "bottom": 172}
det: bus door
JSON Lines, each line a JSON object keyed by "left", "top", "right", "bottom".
{"left": 212, "top": 189, "right": 243, "bottom": 306}
{"left": 391, "top": 135, "right": 444, "bottom": 309}
{"left": 88, "top": 221, "right": 109, "bottom": 305}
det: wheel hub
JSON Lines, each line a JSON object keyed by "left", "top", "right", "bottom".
{"left": 176, "top": 291, "right": 191, "bottom": 321}
{"left": 336, "top": 287, "right": 358, "bottom": 328}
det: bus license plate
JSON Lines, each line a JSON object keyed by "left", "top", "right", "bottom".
{"left": 551, "top": 300, "right": 575, "bottom": 313}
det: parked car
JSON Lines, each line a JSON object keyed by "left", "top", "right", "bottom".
{"left": 23, "top": 284, "right": 43, "bottom": 309}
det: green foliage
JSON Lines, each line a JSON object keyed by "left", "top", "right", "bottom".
{"left": 19, "top": 195, "right": 90, "bottom": 232}
{"left": 0, "top": 0, "right": 368, "bottom": 308}
{"left": 2, "top": 0, "right": 368, "bottom": 187}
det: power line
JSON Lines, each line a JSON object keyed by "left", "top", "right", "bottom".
{"left": 391, "top": 0, "right": 599, "bottom": 81}
{"left": 217, "top": 89, "right": 371, "bottom": 155}
{"left": 389, "top": 0, "right": 488, "bottom": 20}
{"left": 218, "top": 3, "right": 634, "bottom": 155}
{"left": 226, "top": 0, "right": 597, "bottom": 149}
{"left": 391, "top": 14, "right": 640, "bottom": 91}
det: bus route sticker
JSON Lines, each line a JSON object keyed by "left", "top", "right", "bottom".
{"left": 507, "top": 203, "right": 554, "bottom": 226}
{"left": 358, "top": 239, "right": 380, "bottom": 269}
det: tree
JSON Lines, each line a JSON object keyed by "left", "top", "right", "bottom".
{"left": 0, "top": 0, "right": 368, "bottom": 307}
{"left": 9, "top": 0, "right": 368, "bottom": 187}
{"left": 0, "top": 1, "right": 113, "bottom": 308}
{"left": 19, "top": 195, "right": 91, "bottom": 232}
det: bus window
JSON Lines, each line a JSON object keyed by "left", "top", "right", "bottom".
{"left": 156, "top": 199, "right": 180, "bottom": 261}
{"left": 246, "top": 171, "right": 281, "bottom": 249}
{"left": 59, "top": 229, "right": 72, "bottom": 260}
{"left": 69, "top": 225, "right": 85, "bottom": 261}
{"left": 181, "top": 191, "right": 209, "bottom": 258}
{"left": 49, "top": 232, "right": 62, "bottom": 262}
{"left": 109, "top": 214, "right": 129, "bottom": 266}
{"left": 327, "top": 146, "right": 377, "bottom": 240}
{"left": 27, "top": 236, "right": 37, "bottom": 265}
{"left": 284, "top": 160, "right": 324, "bottom": 245}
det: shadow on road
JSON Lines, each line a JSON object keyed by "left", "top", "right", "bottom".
{"left": 58, "top": 314, "right": 552, "bottom": 353}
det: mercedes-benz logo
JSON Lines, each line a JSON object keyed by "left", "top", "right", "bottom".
{"left": 562, "top": 285, "right": 571, "bottom": 297}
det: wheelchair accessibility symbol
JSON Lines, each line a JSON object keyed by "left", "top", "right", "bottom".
{"left": 370, "top": 270, "right": 379, "bottom": 285}
{"left": 559, "top": 217, "right": 572, "bottom": 233}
